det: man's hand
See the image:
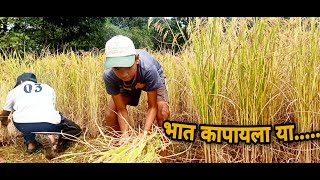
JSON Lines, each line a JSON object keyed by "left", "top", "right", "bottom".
{"left": 0, "top": 110, "right": 11, "bottom": 127}
{"left": 118, "top": 132, "right": 130, "bottom": 146}
{"left": 145, "top": 90, "right": 157, "bottom": 133}
{"left": 1, "top": 119, "right": 9, "bottom": 127}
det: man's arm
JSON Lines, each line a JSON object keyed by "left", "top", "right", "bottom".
{"left": 144, "top": 90, "right": 158, "bottom": 132}
{"left": 112, "top": 94, "right": 130, "bottom": 133}
{"left": 0, "top": 110, "right": 11, "bottom": 126}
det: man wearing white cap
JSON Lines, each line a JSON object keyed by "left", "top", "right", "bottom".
{"left": 103, "top": 35, "right": 170, "bottom": 160}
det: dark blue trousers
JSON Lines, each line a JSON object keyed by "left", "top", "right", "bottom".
{"left": 13, "top": 113, "right": 81, "bottom": 144}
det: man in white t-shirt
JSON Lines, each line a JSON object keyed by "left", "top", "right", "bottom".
{"left": 0, "top": 72, "right": 82, "bottom": 160}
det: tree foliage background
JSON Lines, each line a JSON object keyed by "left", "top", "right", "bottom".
{"left": 0, "top": 17, "right": 192, "bottom": 57}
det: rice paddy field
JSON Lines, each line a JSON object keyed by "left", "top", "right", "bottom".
{"left": 1, "top": 17, "right": 320, "bottom": 163}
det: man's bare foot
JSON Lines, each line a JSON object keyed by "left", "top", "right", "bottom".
{"left": 27, "top": 142, "right": 37, "bottom": 151}
{"left": 26, "top": 140, "right": 38, "bottom": 154}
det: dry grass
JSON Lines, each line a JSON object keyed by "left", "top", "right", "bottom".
{"left": 2, "top": 17, "right": 320, "bottom": 163}
{"left": 0, "top": 123, "right": 203, "bottom": 163}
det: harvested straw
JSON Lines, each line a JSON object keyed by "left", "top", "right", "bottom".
{"left": 93, "top": 130, "right": 165, "bottom": 163}
{"left": 53, "top": 124, "right": 172, "bottom": 163}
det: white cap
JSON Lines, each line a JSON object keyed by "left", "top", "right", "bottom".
{"left": 104, "top": 35, "right": 136, "bottom": 69}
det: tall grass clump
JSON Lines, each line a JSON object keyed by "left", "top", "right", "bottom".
{"left": 152, "top": 50, "right": 197, "bottom": 122}
{"left": 184, "top": 18, "right": 234, "bottom": 162}
{"left": 228, "top": 18, "right": 281, "bottom": 162}
{"left": 287, "top": 17, "right": 320, "bottom": 162}
{"left": 152, "top": 50, "right": 203, "bottom": 161}
{"left": 0, "top": 50, "right": 108, "bottom": 138}
{"left": 184, "top": 17, "right": 320, "bottom": 162}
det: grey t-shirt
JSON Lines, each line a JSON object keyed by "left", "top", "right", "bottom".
{"left": 103, "top": 49, "right": 165, "bottom": 95}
